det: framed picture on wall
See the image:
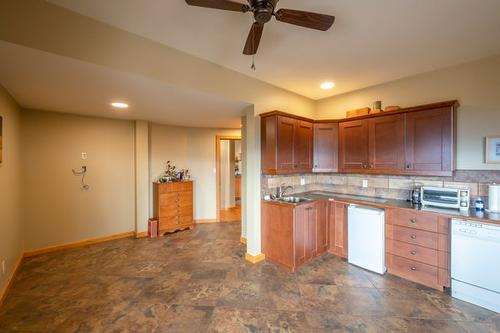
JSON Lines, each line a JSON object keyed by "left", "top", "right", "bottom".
{"left": 485, "top": 136, "right": 500, "bottom": 164}
{"left": 0, "top": 116, "right": 3, "bottom": 163}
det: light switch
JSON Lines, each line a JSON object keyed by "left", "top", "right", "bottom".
{"left": 300, "top": 178, "right": 306, "bottom": 186}
{"left": 81, "top": 152, "right": 88, "bottom": 160}
{"left": 362, "top": 179, "right": 368, "bottom": 188}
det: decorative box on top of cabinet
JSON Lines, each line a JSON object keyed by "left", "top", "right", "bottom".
{"left": 153, "top": 181, "right": 194, "bottom": 235}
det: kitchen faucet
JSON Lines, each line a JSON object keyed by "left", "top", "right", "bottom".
{"left": 277, "top": 184, "right": 294, "bottom": 198}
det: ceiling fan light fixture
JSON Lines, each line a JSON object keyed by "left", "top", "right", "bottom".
{"left": 320, "top": 82, "right": 335, "bottom": 90}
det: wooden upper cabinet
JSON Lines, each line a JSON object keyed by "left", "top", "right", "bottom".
{"left": 262, "top": 101, "right": 456, "bottom": 177}
{"left": 313, "top": 122, "right": 339, "bottom": 172}
{"left": 277, "top": 116, "right": 295, "bottom": 171}
{"left": 339, "top": 119, "right": 369, "bottom": 171}
{"left": 405, "top": 107, "right": 454, "bottom": 175}
{"left": 261, "top": 112, "right": 313, "bottom": 175}
{"left": 369, "top": 114, "right": 405, "bottom": 171}
{"left": 294, "top": 120, "right": 313, "bottom": 172}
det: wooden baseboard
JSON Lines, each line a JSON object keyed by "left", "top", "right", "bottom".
{"left": 24, "top": 231, "right": 136, "bottom": 258}
{"left": 245, "top": 252, "right": 265, "bottom": 264}
{"left": 135, "top": 231, "right": 149, "bottom": 238}
{"left": 0, "top": 253, "right": 24, "bottom": 307}
{"left": 240, "top": 236, "right": 247, "bottom": 245}
{"left": 195, "top": 219, "right": 219, "bottom": 224}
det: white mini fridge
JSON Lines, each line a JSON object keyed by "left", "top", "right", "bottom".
{"left": 348, "top": 205, "right": 386, "bottom": 275}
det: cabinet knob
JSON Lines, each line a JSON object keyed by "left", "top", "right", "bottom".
{"left": 410, "top": 250, "right": 417, "bottom": 256}
{"left": 370, "top": 164, "right": 374, "bottom": 169}
{"left": 410, "top": 234, "right": 417, "bottom": 240}
{"left": 410, "top": 266, "right": 417, "bottom": 271}
{"left": 314, "top": 164, "right": 318, "bottom": 168}
{"left": 406, "top": 164, "right": 411, "bottom": 169}
{"left": 410, "top": 218, "right": 416, "bottom": 224}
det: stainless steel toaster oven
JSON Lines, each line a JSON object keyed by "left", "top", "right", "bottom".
{"left": 421, "top": 186, "right": 470, "bottom": 210}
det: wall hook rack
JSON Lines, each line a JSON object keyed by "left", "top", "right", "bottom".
{"left": 72, "top": 166, "right": 90, "bottom": 190}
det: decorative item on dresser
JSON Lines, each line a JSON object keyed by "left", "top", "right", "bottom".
{"left": 153, "top": 181, "right": 194, "bottom": 235}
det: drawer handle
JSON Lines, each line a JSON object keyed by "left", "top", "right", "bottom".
{"left": 410, "top": 218, "right": 416, "bottom": 224}
{"left": 410, "top": 267, "right": 417, "bottom": 271}
{"left": 410, "top": 234, "right": 417, "bottom": 240}
{"left": 410, "top": 250, "right": 417, "bottom": 256}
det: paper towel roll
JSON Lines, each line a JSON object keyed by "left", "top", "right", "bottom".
{"left": 489, "top": 184, "right": 500, "bottom": 213}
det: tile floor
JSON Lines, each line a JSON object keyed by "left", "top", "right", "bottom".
{"left": 0, "top": 223, "right": 498, "bottom": 332}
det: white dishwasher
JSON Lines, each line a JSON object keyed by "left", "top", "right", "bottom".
{"left": 451, "top": 219, "right": 500, "bottom": 313}
{"left": 348, "top": 205, "right": 386, "bottom": 274}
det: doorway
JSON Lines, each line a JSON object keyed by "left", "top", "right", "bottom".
{"left": 216, "top": 136, "right": 242, "bottom": 222}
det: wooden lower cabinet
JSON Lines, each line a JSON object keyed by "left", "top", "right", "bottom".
{"left": 153, "top": 181, "right": 194, "bottom": 235}
{"left": 386, "top": 208, "right": 450, "bottom": 290}
{"left": 262, "top": 200, "right": 328, "bottom": 271}
{"left": 328, "top": 201, "right": 348, "bottom": 258}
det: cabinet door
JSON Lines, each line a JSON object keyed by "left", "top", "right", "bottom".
{"left": 294, "top": 204, "right": 307, "bottom": 267}
{"left": 339, "top": 120, "right": 369, "bottom": 171}
{"left": 316, "top": 200, "right": 329, "bottom": 254}
{"left": 328, "top": 202, "right": 348, "bottom": 258}
{"left": 405, "top": 108, "right": 453, "bottom": 175}
{"left": 313, "top": 123, "right": 339, "bottom": 172}
{"left": 305, "top": 204, "right": 317, "bottom": 261}
{"left": 294, "top": 120, "right": 313, "bottom": 172}
{"left": 277, "top": 116, "right": 296, "bottom": 171}
{"left": 369, "top": 114, "right": 405, "bottom": 171}
{"left": 262, "top": 202, "right": 295, "bottom": 270}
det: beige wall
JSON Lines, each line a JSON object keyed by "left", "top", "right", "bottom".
{"left": 21, "top": 109, "right": 135, "bottom": 251}
{"left": 316, "top": 54, "right": 500, "bottom": 170}
{"left": 149, "top": 123, "right": 240, "bottom": 220}
{"left": 0, "top": 86, "right": 23, "bottom": 295}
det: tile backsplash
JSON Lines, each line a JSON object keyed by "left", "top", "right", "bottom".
{"left": 262, "top": 171, "right": 500, "bottom": 205}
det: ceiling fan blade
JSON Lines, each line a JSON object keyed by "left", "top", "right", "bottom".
{"left": 275, "top": 8, "right": 335, "bottom": 31}
{"left": 185, "top": 0, "right": 249, "bottom": 12}
{"left": 243, "top": 22, "right": 264, "bottom": 55}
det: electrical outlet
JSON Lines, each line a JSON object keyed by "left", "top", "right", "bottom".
{"left": 1, "top": 260, "right": 5, "bottom": 274}
{"left": 362, "top": 179, "right": 368, "bottom": 188}
{"left": 300, "top": 178, "right": 306, "bottom": 186}
{"left": 81, "top": 152, "right": 88, "bottom": 160}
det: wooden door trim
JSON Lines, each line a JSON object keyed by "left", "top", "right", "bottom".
{"left": 216, "top": 135, "right": 242, "bottom": 223}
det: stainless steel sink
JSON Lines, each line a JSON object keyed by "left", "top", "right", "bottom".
{"left": 276, "top": 196, "right": 310, "bottom": 204}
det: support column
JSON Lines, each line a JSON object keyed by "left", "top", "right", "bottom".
{"left": 134, "top": 120, "right": 149, "bottom": 237}
{"left": 242, "top": 107, "right": 264, "bottom": 263}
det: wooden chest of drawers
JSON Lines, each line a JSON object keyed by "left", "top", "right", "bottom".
{"left": 386, "top": 208, "right": 450, "bottom": 290}
{"left": 153, "top": 181, "right": 194, "bottom": 235}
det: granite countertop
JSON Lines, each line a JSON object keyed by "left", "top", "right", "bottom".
{"left": 264, "top": 191, "right": 500, "bottom": 224}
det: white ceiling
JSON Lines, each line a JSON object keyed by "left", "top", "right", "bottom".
{"left": 0, "top": 41, "right": 249, "bottom": 128}
{"left": 48, "top": 0, "right": 500, "bottom": 99}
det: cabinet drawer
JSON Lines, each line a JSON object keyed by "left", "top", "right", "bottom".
{"left": 390, "top": 209, "right": 438, "bottom": 232}
{"left": 386, "top": 239, "right": 438, "bottom": 266}
{"left": 390, "top": 225, "right": 438, "bottom": 249}
{"left": 387, "top": 254, "right": 438, "bottom": 288}
{"left": 159, "top": 182, "right": 193, "bottom": 194}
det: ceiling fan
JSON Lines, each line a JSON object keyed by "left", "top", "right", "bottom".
{"left": 185, "top": 0, "right": 335, "bottom": 55}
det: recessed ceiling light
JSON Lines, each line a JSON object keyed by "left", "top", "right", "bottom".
{"left": 111, "top": 102, "right": 129, "bottom": 109}
{"left": 320, "top": 82, "right": 335, "bottom": 90}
